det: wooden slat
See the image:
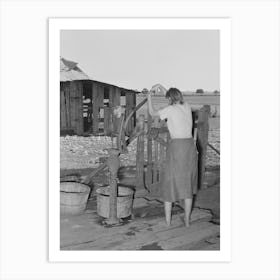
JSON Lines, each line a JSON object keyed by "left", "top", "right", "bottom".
{"left": 68, "top": 81, "right": 84, "bottom": 134}
{"left": 60, "top": 208, "right": 213, "bottom": 250}
{"left": 197, "top": 105, "right": 210, "bottom": 188}
{"left": 158, "top": 133, "right": 166, "bottom": 183}
{"left": 103, "top": 107, "right": 112, "bottom": 136}
{"left": 106, "top": 212, "right": 213, "bottom": 250}
{"left": 159, "top": 223, "right": 220, "bottom": 250}
{"left": 64, "top": 83, "right": 71, "bottom": 127}
{"left": 109, "top": 86, "right": 114, "bottom": 107}
{"left": 153, "top": 140, "right": 159, "bottom": 183}
{"left": 125, "top": 91, "right": 136, "bottom": 135}
{"left": 116, "top": 113, "right": 125, "bottom": 151}
{"left": 97, "top": 84, "right": 104, "bottom": 133}
{"left": 69, "top": 81, "right": 78, "bottom": 133}
{"left": 91, "top": 82, "right": 99, "bottom": 134}
{"left": 92, "top": 82, "right": 104, "bottom": 134}
{"left": 135, "top": 115, "right": 145, "bottom": 190}
{"left": 60, "top": 89, "right": 66, "bottom": 128}
{"left": 109, "top": 87, "right": 121, "bottom": 107}
{"left": 76, "top": 81, "right": 84, "bottom": 135}
{"left": 152, "top": 118, "right": 161, "bottom": 184}
{"left": 146, "top": 112, "right": 153, "bottom": 188}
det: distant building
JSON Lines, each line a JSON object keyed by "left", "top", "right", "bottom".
{"left": 196, "top": 89, "right": 204, "bottom": 94}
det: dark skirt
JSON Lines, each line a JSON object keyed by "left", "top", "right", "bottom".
{"left": 161, "top": 138, "right": 198, "bottom": 202}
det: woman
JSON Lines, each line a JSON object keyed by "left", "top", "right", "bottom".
{"left": 147, "top": 84, "right": 198, "bottom": 227}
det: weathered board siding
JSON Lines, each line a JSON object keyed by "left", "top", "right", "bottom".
{"left": 60, "top": 80, "right": 137, "bottom": 136}
{"left": 92, "top": 82, "right": 104, "bottom": 134}
{"left": 125, "top": 91, "right": 136, "bottom": 135}
{"left": 60, "top": 81, "right": 83, "bottom": 134}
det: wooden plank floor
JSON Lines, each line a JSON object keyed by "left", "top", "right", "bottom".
{"left": 60, "top": 196, "right": 220, "bottom": 251}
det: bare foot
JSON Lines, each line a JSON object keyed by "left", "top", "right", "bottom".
{"left": 180, "top": 216, "right": 190, "bottom": 227}
{"left": 184, "top": 218, "right": 190, "bottom": 228}
{"left": 165, "top": 219, "right": 171, "bottom": 227}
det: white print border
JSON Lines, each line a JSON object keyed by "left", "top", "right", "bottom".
{"left": 49, "top": 18, "right": 231, "bottom": 262}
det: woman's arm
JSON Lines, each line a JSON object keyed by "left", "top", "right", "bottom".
{"left": 147, "top": 91, "right": 160, "bottom": 117}
{"left": 147, "top": 84, "right": 167, "bottom": 117}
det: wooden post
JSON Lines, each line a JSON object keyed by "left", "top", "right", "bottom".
{"left": 125, "top": 91, "right": 136, "bottom": 136}
{"left": 69, "top": 81, "right": 79, "bottom": 134}
{"left": 197, "top": 105, "right": 210, "bottom": 189}
{"left": 146, "top": 107, "right": 153, "bottom": 187}
{"left": 76, "top": 81, "right": 84, "bottom": 135}
{"left": 152, "top": 118, "right": 160, "bottom": 183}
{"left": 109, "top": 86, "right": 114, "bottom": 107}
{"left": 136, "top": 115, "right": 145, "bottom": 187}
{"left": 105, "top": 148, "right": 121, "bottom": 225}
{"left": 98, "top": 84, "right": 104, "bottom": 134}
{"left": 158, "top": 130, "right": 166, "bottom": 184}
{"left": 60, "top": 87, "right": 66, "bottom": 129}
{"left": 103, "top": 106, "right": 112, "bottom": 136}
{"left": 92, "top": 82, "right": 104, "bottom": 135}
{"left": 68, "top": 81, "right": 84, "bottom": 135}
{"left": 117, "top": 113, "right": 125, "bottom": 152}
{"left": 92, "top": 82, "right": 99, "bottom": 134}
{"left": 64, "top": 83, "right": 71, "bottom": 128}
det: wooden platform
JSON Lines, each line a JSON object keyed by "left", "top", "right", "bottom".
{"left": 60, "top": 196, "right": 220, "bottom": 251}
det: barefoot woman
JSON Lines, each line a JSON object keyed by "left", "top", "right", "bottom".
{"left": 147, "top": 84, "right": 198, "bottom": 227}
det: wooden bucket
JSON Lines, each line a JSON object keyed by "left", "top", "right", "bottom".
{"left": 96, "top": 186, "right": 134, "bottom": 218}
{"left": 60, "top": 182, "right": 90, "bottom": 215}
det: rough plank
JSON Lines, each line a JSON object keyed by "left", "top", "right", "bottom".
{"left": 146, "top": 111, "right": 153, "bottom": 187}
{"left": 135, "top": 116, "right": 145, "bottom": 191}
{"left": 60, "top": 207, "right": 212, "bottom": 250}
{"left": 197, "top": 105, "right": 210, "bottom": 188}
{"left": 103, "top": 106, "right": 112, "bottom": 136}
{"left": 76, "top": 81, "right": 84, "bottom": 135}
{"left": 91, "top": 82, "right": 99, "bottom": 134}
{"left": 60, "top": 88, "right": 66, "bottom": 128}
{"left": 125, "top": 91, "right": 136, "bottom": 135}
{"left": 108, "top": 212, "right": 213, "bottom": 250}
{"left": 69, "top": 81, "right": 78, "bottom": 133}
{"left": 160, "top": 223, "right": 220, "bottom": 250}
{"left": 92, "top": 82, "right": 104, "bottom": 134}
{"left": 64, "top": 83, "right": 71, "bottom": 127}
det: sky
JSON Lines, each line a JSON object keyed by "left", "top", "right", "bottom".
{"left": 60, "top": 30, "right": 220, "bottom": 92}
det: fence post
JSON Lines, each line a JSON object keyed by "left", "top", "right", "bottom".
{"left": 135, "top": 115, "right": 148, "bottom": 197}
{"left": 197, "top": 105, "right": 210, "bottom": 189}
{"left": 146, "top": 106, "right": 153, "bottom": 188}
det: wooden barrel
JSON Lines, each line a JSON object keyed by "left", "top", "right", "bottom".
{"left": 96, "top": 186, "right": 134, "bottom": 218}
{"left": 60, "top": 182, "right": 90, "bottom": 215}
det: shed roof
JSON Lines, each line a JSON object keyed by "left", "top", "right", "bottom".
{"left": 60, "top": 57, "right": 90, "bottom": 82}
{"left": 60, "top": 57, "right": 140, "bottom": 93}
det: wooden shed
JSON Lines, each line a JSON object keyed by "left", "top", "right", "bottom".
{"left": 60, "top": 57, "right": 138, "bottom": 136}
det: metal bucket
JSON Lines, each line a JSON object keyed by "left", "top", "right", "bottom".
{"left": 60, "top": 182, "right": 90, "bottom": 215}
{"left": 96, "top": 186, "right": 134, "bottom": 218}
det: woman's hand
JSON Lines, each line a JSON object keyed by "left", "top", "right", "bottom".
{"left": 150, "top": 84, "right": 167, "bottom": 95}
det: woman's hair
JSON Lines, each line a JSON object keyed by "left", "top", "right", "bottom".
{"left": 166, "top": 87, "right": 184, "bottom": 105}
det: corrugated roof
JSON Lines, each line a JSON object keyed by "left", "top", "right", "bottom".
{"left": 60, "top": 57, "right": 90, "bottom": 82}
